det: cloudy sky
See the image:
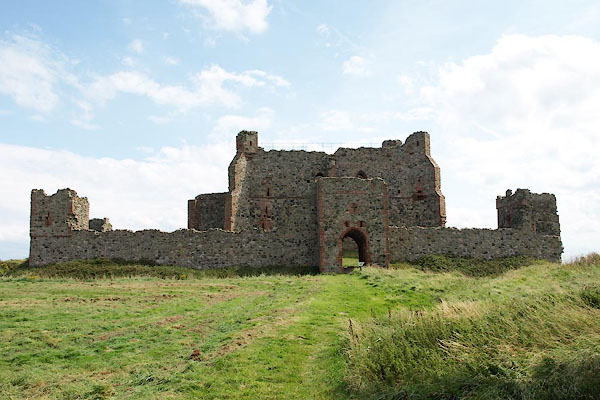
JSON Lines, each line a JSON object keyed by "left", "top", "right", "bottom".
{"left": 1, "top": 0, "right": 599, "bottom": 260}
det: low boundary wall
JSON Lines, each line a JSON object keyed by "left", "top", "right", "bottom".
{"left": 29, "top": 228, "right": 315, "bottom": 268}
{"left": 389, "top": 226, "right": 562, "bottom": 263}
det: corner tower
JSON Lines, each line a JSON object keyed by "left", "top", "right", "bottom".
{"left": 235, "top": 130, "right": 259, "bottom": 155}
{"left": 30, "top": 189, "right": 90, "bottom": 266}
{"left": 496, "top": 189, "right": 560, "bottom": 236}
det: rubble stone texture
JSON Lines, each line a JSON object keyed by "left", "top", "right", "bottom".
{"left": 29, "top": 131, "right": 563, "bottom": 272}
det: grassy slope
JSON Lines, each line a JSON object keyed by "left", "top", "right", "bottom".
{"left": 0, "top": 258, "right": 598, "bottom": 399}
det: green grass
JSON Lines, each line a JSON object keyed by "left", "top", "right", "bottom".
{"left": 0, "top": 256, "right": 598, "bottom": 399}
{"left": 342, "top": 257, "right": 360, "bottom": 267}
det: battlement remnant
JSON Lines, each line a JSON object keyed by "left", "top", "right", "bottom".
{"left": 30, "top": 189, "right": 89, "bottom": 237}
{"left": 496, "top": 188, "right": 560, "bottom": 236}
{"left": 89, "top": 218, "right": 113, "bottom": 232}
{"left": 29, "top": 131, "right": 562, "bottom": 271}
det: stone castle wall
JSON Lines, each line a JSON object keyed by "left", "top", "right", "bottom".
{"left": 497, "top": 189, "right": 560, "bottom": 236}
{"left": 29, "top": 186, "right": 562, "bottom": 269}
{"left": 206, "top": 131, "right": 446, "bottom": 237}
{"left": 30, "top": 189, "right": 89, "bottom": 238}
{"left": 29, "top": 228, "right": 315, "bottom": 268}
{"left": 389, "top": 226, "right": 562, "bottom": 262}
{"left": 317, "top": 177, "right": 390, "bottom": 272}
{"left": 332, "top": 132, "right": 446, "bottom": 228}
{"left": 188, "top": 193, "right": 227, "bottom": 230}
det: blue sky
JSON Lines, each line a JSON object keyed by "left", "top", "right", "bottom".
{"left": 1, "top": 0, "right": 599, "bottom": 259}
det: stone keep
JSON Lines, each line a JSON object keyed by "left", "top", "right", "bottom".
{"left": 29, "top": 131, "right": 563, "bottom": 272}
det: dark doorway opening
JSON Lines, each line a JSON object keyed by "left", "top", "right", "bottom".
{"left": 338, "top": 228, "right": 370, "bottom": 268}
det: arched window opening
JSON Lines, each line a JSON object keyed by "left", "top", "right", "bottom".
{"left": 356, "top": 170, "right": 367, "bottom": 179}
{"left": 315, "top": 172, "right": 325, "bottom": 178}
{"left": 339, "top": 228, "right": 369, "bottom": 269}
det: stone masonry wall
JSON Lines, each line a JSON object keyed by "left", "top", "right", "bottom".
{"left": 389, "top": 226, "right": 563, "bottom": 263}
{"left": 29, "top": 228, "right": 315, "bottom": 268}
{"left": 333, "top": 132, "right": 446, "bottom": 227}
{"left": 89, "top": 218, "right": 112, "bottom": 232}
{"left": 497, "top": 189, "right": 560, "bottom": 236}
{"left": 317, "top": 177, "right": 390, "bottom": 272}
{"left": 229, "top": 148, "right": 329, "bottom": 235}
{"left": 201, "top": 131, "right": 446, "bottom": 237}
{"left": 30, "top": 188, "right": 317, "bottom": 269}
{"left": 188, "top": 193, "right": 227, "bottom": 230}
{"left": 30, "top": 189, "right": 89, "bottom": 238}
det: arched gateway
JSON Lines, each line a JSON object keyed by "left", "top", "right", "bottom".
{"left": 338, "top": 227, "right": 370, "bottom": 267}
{"left": 317, "top": 177, "right": 390, "bottom": 272}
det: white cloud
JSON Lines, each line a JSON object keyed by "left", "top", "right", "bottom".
{"left": 148, "top": 115, "right": 173, "bottom": 125}
{"left": 396, "top": 74, "right": 414, "bottom": 94}
{"left": 180, "top": 0, "right": 272, "bottom": 35}
{"left": 315, "top": 23, "right": 358, "bottom": 50}
{"left": 0, "top": 32, "right": 289, "bottom": 128}
{"left": 0, "top": 34, "right": 66, "bottom": 112}
{"left": 122, "top": 56, "right": 135, "bottom": 67}
{"left": 70, "top": 100, "right": 99, "bottom": 130}
{"left": 359, "top": 108, "right": 434, "bottom": 122}
{"left": 165, "top": 56, "right": 180, "bottom": 66}
{"left": 244, "top": 69, "right": 290, "bottom": 87}
{"left": 0, "top": 141, "right": 234, "bottom": 257}
{"left": 318, "top": 110, "right": 354, "bottom": 132}
{"left": 204, "top": 36, "right": 218, "bottom": 47}
{"left": 212, "top": 107, "right": 273, "bottom": 136}
{"left": 342, "top": 55, "right": 374, "bottom": 77}
{"left": 315, "top": 23, "right": 341, "bottom": 48}
{"left": 419, "top": 34, "right": 600, "bottom": 258}
{"left": 128, "top": 39, "right": 144, "bottom": 54}
{"left": 84, "top": 65, "right": 288, "bottom": 112}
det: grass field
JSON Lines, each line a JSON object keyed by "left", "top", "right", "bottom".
{"left": 0, "top": 256, "right": 599, "bottom": 399}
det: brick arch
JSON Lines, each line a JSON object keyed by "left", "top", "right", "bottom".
{"left": 337, "top": 227, "right": 370, "bottom": 269}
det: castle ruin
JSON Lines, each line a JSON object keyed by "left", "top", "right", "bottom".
{"left": 29, "top": 131, "right": 563, "bottom": 272}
